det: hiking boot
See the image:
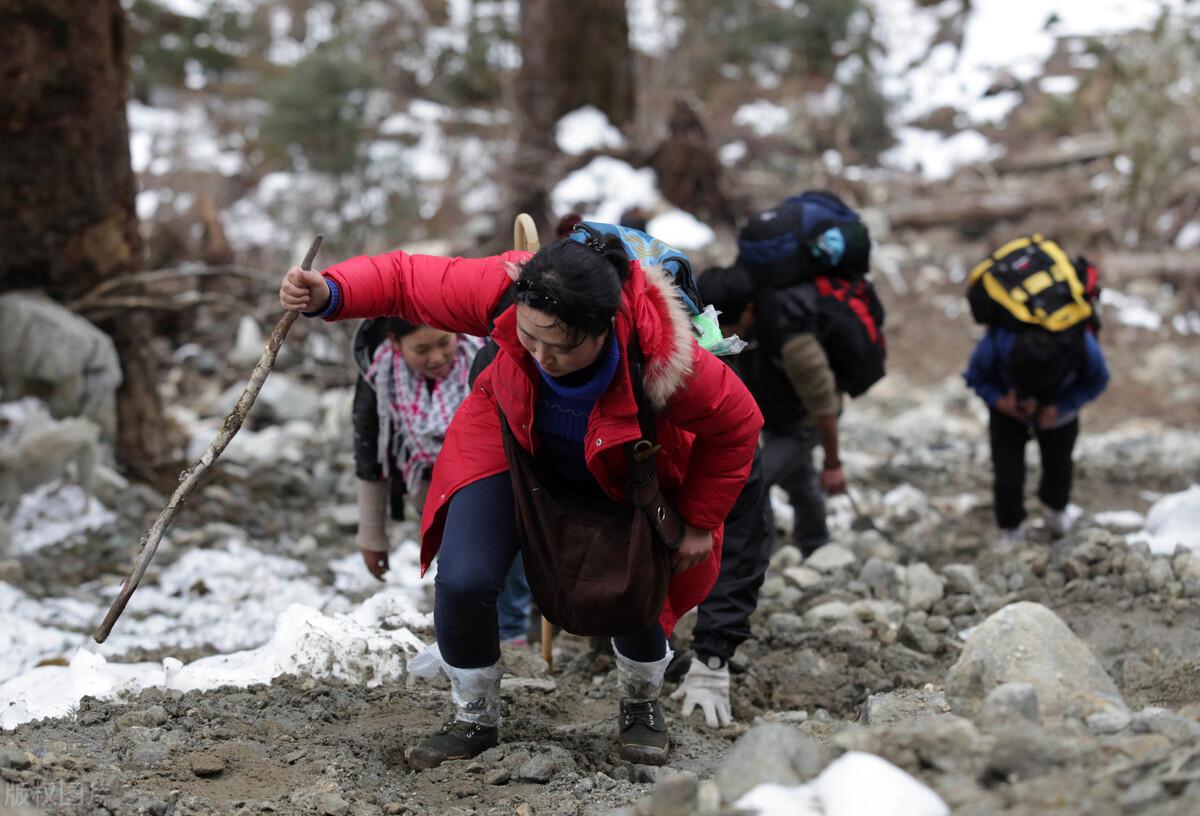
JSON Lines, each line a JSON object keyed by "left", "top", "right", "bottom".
{"left": 617, "top": 698, "right": 670, "bottom": 765}
{"left": 409, "top": 718, "right": 499, "bottom": 769}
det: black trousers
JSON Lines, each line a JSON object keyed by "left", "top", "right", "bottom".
{"left": 691, "top": 448, "right": 773, "bottom": 663}
{"left": 989, "top": 409, "right": 1079, "bottom": 530}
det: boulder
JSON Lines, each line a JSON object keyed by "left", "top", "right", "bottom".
{"left": 946, "top": 602, "right": 1125, "bottom": 721}
{"left": 0, "top": 292, "right": 122, "bottom": 439}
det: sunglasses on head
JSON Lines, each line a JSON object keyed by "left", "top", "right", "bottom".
{"left": 514, "top": 278, "right": 604, "bottom": 327}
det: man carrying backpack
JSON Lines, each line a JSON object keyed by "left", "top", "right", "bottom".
{"left": 963, "top": 236, "right": 1110, "bottom": 546}
{"left": 730, "top": 191, "right": 886, "bottom": 554}
{"left": 669, "top": 193, "right": 887, "bottom": 728}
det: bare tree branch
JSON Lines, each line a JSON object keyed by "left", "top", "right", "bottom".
{"left": 94, "top": 236, "right": 323, "bottom": 643}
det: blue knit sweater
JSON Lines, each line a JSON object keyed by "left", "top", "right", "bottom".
{"left": 533, "top": 335, "right": 620, "bottom": 482}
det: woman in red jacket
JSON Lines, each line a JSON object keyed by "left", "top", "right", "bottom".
{"left": 280, "top": 235, "right": 762, "bottom": 768}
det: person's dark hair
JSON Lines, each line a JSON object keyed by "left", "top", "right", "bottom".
{"left": 516, "top": 236, "right": 630, "bottom": 347}
{"left": 698, "top": 264, "right": 756, "bottom": 326}
{"left": 1009, "top": 331, "right": 1067, "bottom": 399}
{"left": 378, "top": 317, "right": 421, "bottom": 338}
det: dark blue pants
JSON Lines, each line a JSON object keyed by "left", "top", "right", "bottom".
{"left": 761, "top": 426, "right": 829, "bottom": 554}
{"left": 435, "top": 473, "right": 666, "bottom": 668}
{"left": 989, "top": 410, "right": 1079, "bottom": 530}
{"left": 691, "top": 448, "right": 772, "bottom": 663}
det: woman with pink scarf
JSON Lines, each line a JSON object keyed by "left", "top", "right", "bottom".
{"left": 351, "top": 317, "right": 532, "bottom": 641}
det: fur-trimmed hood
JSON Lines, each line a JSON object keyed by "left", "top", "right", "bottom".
{"left": 631, "top": 261, "right": 696, "bottom": 410}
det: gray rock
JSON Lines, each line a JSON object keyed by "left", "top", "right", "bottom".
{"left": 1086, "top": 708, "right": 1132, "bottom": 734}
{"left": 0, "top": 558, "right": 23, "bottom": 584}
{"left": 115, "top": 705, "right": 169, "bottom": 731}
{"left": 942, "top": 563, "right": 986, "bottom": 597}
{"left": 981, "top": 683, "right": 1039, "bottom": 724}
{"left": 926, "top": 615, "right": 951, "bottom": 633}
{"left": 0, "top": 292, "right": 122, "bottom": 438}
{"left": 517, "top": 746, "right": 575, "bottom": 783}
{"left": 131, "top": 741, "right": 171, "bottom": 767}
{"left": 1130, "top": 707, "right": 1200, "bottom": 741}
{"left": 217, "top": 373, "right": 321, "bottom": 425}
{"left": 649, "top": 773, "right": 698, "bottom": 816}
{"left": 767, "top": 612, "right": 807, "bottom": 641}
{"left": 904, "top": 563, "right": 946, "bottom": 611}
{"left": 0, "top": 748, "right": 32, "bottom": 770}
{"left": 850, "top": 599, "right": 904, "bottom": 624}
{"left": 803, "top": 601, "right": 855, "bottom": 626}
{"left": 770, "top": 545, "right": 804, "bottom": 571}
{"left": 190, "top": 753, "right": 225, "bottom": 778}
{"left": 713, "top": 723, "right": 822, "bottom": 803}
{"left": 860, "top": 688, "right": 949, "bottom": 727}
{"left": 632, "top": 764, "right": 669, "bottom": 784}
{"left": 844, "top": 529, "right": 899, "bottom": 562}
{"left": 782, "top": 566, "right": 823, "bottom": 590}
{"left": 320, "top": 793, "right": 350, "bottom": 816}
{"left": 759, "top": 576, "right": 786, "bottom": 599}
{"left": 898, "top": 621, "right": 941, "bottom": 655}
{"left": 484, "top": 768, "right": 510, "bottom": 785}
{"left": 804, "top": 544, "right": 858, "bottom": 573}
{"left": 946, "top": 602, "right": 1126, "bottom": 721}
{"left": 985, "top": 722, "right": 1064, "bottom": 781}
{"left": 860, "top": 557, "right": 901, "bottom": 599}
{"left": 1148, "top": 559, "right": 1174, "bottom": 591}
{"left": 1118, "top": 781, "right": 1164, "bottom": 813}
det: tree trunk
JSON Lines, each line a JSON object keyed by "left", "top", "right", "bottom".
{"left": 0, "top": 0, "right": 168, "bottom": 469}
{"left": 512, "top": 0, "right": 634, "bottom": 229}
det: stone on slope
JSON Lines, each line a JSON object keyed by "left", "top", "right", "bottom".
{"left": 946, "top": 602, "right": 1125, "bottom": 721}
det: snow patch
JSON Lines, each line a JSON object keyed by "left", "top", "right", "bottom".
{"left": 645, "top": 210, "right": 715, "bottom": 251}
{"left": 1130, "top": 485, "right": 1200, "bottom": 555}
{"left": 9, "top": 482, "right": 116, "bottom": 555}
{"left": 0, "top": 604, "right": 425, "bottom": 729}
{"left": 550, "top": 157, "right": 660, "bottom": 225}
{"left": 556, "top": 106, "right": 625, "bottom": 156}
{"left": 735, "top": 751, "right": 949, "bottom": 816}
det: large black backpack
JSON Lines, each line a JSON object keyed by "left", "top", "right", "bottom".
{"left": 736, "top": 190, "right": 871, "bottom": 288}
{"left": 737, "top": 192, "right": 886, "bottom": 398}
{"left": 967, "top": 234, "right": 1101, "bottom": 334}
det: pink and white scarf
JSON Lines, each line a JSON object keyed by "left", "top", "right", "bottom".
{"left": 366, "top": 334, "right": 483, "bottom": 493}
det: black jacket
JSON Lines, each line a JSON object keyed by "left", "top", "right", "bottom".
{"left": 744, "top": 283, "right": 820, "bottom": 432}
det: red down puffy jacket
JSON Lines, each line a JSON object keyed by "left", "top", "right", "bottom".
{"left": 320, "top": 249, "right": 762, "bottom": 635}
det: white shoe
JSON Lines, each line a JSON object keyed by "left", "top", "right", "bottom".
{"left": 995, "top": 527, "right": 1024, "bottom": 553}
{"left": 1043, "top": 506, "right": 1073, "bottom": 537}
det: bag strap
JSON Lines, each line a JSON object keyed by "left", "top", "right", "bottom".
{"left": 625, "top": 325, "right": 657, "bottom": 442}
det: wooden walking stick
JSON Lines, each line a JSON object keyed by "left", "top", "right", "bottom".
{"left": 94, "top": 236, "right": 323, "bottom": 643}
{"left": 511, "top": 214, "right": 555, "bottom": 673}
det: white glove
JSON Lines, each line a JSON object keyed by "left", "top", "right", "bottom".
{"left": 670, "top": 657, "right": 732, "bottom": 727}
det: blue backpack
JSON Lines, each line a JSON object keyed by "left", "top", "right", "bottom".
{"left": 567, "top": 221, "right": 704, "bottom": 315}
{"left": 736, "top": 191, "right": 871, "bottom": 288}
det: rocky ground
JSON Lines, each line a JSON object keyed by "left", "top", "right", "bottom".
{"left": 2, "top": 269, "right": 1200, "bottom": 816}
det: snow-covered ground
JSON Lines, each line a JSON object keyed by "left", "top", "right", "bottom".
{"left": 1, "top": 394, "right": 435, "bottom": 730}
